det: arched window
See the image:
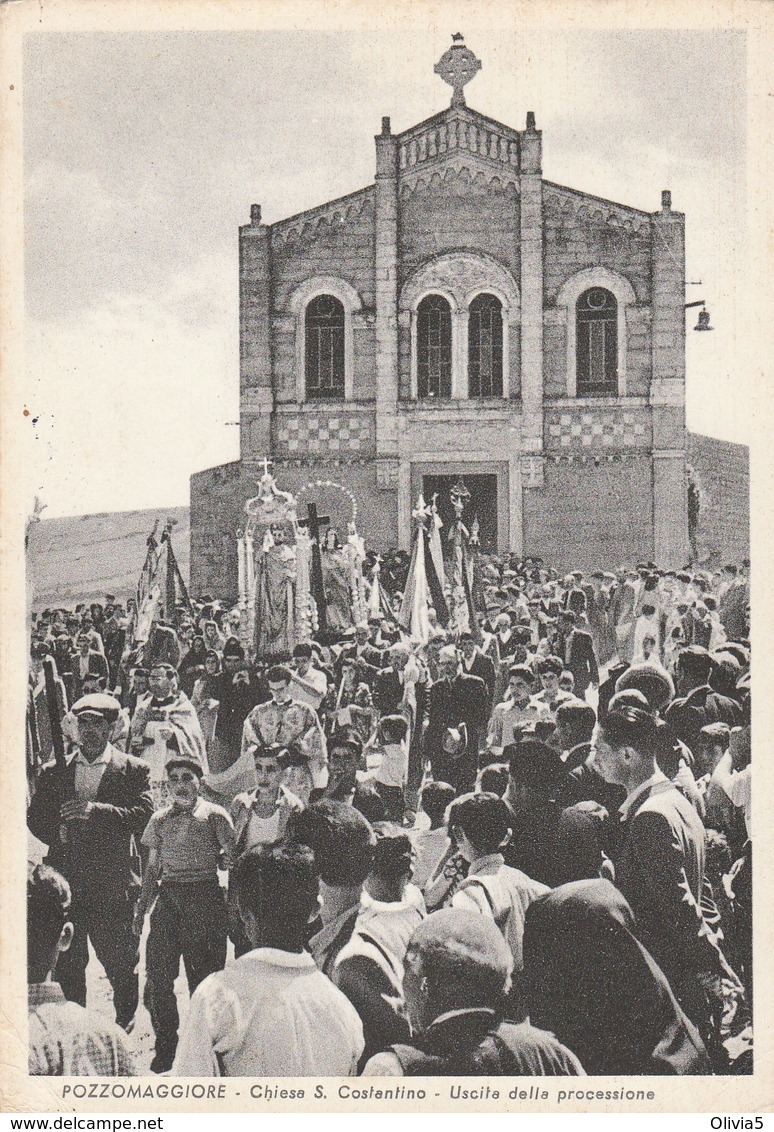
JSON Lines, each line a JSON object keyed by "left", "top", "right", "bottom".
{"left": 468, "top": 293, "right": 504, "bottom": 398}
{"left": 576, "top": 288, "right": 618, "bottom": 394}
{"left": 417, "top": 295, "right": 452, "bottom": 400}
{"left": 305, "top": 295, "right": 345, "bottom": 398}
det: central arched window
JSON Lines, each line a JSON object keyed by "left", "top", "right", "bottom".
{"left": 417, "top": 294, "right": 452, "bottom": 400}
{"left": 305, "top": 294, "right": 345, "bottom": 398}
{"left": 576, "top": 287, "right": 618, "bottom": 394}
{"left": 468, "top": 293, "right": 504, "bottom": 398}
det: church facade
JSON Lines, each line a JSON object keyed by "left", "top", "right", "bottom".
{"left": 191, "top": 37, "right": 689, "bottom": 600}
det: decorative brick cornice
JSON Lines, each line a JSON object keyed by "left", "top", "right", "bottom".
{"left": 272, "top": 189, "right": 374, "bottom": 247}
{"left": 543, "top": 183, "right": 650, "bottom": 234}
{"left": 400, "top": 155, "right": 520, "bottom": 197}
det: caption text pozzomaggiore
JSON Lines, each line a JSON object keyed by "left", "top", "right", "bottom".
{"left": 59, "top": 1082, "right": 660, "bottom": 1104}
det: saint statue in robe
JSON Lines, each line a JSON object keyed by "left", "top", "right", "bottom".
{"left": 320, "top": 528, "right": 355, "bottom": 635}
{"left": 255, "top": 521, "right": 297, "bottom": 660}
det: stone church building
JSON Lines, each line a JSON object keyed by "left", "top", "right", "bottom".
{"left": 191, "top": 36, "right": 699, "bottom": 599}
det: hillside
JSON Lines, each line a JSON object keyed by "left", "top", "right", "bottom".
{"left": 27, "top": 507, "right": 190, "bottom": 610}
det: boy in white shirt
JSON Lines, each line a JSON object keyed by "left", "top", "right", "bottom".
{"left": 488, "top": 665, "right": 550, "bottom": 757}
{"left": 173, "top": 844, "right": 364, "bottom": 1077}
{"left": 369, "top": 713, "right": 411, "bottom": 822}
{"left": 448, "top": 792, "right": 549, "bottom": 974}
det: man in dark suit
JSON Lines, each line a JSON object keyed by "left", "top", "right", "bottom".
{"left": 562, "top": 611, "right": 599, "bottom": 700}
{"left": 718, "top": 565, "right": 749, "bottom": 641}
{"left": 665, "top": 645, "right": 741, "bottom": 756}
{"left": 373, "top": 643, "right": 414, "bottom": 717}
{"left": 335, "top": 624, "right": 385, "bottom": 686}
{"left": 70, "top": 633, "right": 110, "bottom": 700}
{"left": 27, "top": 694, "right": 153, "bottom": 1029}
{"left": 425, "top": 646, "right": 489, "bottom": 794}
{"left": 592, "top": 692, "right": 738, "bottom": 1041}
{"left": 458, "top": 632, "right": 496, "bottom": 716}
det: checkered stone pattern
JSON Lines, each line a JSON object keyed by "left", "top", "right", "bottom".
{"left": 274, "top": 412, "right": 375, "bottom": 455}
{"left": 546, "top": 410, "right": 650, "bottom": 450}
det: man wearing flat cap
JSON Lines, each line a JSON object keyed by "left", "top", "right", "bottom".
{"left": 27, "top": 694, "right": 153, "bottom": 1030}
{"left": 363, "top": 909, "right": 583, "bottom": 1076}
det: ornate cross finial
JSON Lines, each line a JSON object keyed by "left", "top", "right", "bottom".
{"left": 259, "top": 456, "right": 273, "bottom": 478}
{"left": 434, "top": 33, "right": 482, "bottom": 108}
{"left": 448, "top": 475, "right": 470, "bottom": 516}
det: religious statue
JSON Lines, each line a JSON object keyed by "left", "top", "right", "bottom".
{"left": 446, "top": 479, "right": 473, "bottom": 635}
{"left": 257, "top": 519, "right": 298, "bottom": 659}
{"left": 237, "top": 461, "right": 315, "bottom": 660}
{"left": 320, "top": 528, "right": 354, "bottom": 635}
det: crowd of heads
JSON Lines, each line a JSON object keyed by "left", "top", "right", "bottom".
{"left": 27, "top": 549, "right": 751, "bottom": 1077}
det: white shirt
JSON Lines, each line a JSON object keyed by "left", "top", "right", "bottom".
{"left": 74, "top": 748, "right": 111, "bottom": 802}
{"left": 618, "top": 768, "right": 670, "bottom": 823}
{"left": 372, "top": 740, "right": 409, "bottom": 788}
{"left": 410, "top": 826, "right": 450, "bottom": 890}
{"left": 487, "top": 697, "right": 550, "bottom": 751}
{"left": 289, "top": 665, "right": 328, "bottom": 711}
{"left": 243, "top": 808, "right": 281, "bottom": 853}
{"left": 714, "top": 763, "right": 751, "bottom": 838}
{"left": 451, "top": 854, "right": 549, "bottom": 971}
{"left": 172, "top": 947, "right": 363, "bottom": 1077}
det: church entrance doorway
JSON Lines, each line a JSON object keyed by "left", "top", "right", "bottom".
{"left": 422, "top": 474, "right": 498, "bottom": 552}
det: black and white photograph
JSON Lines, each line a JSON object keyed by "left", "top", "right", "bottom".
{"left": 4, "top": 0, "right": 771, "bottom": 1113}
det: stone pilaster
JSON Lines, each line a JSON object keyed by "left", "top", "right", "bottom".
{"left": 518, "top": 113, "right": 545, "bottom": 552}
{"left": 519, "top": 114, "right": 544, "bottom": 453}
{"left": 374, "top": 117, "right": 399, "bottom": 463}
{"left": 239, "top": 204, "right": 273, "bottom": 460}
{"left": 651, "top": 190, "right": 688, "bottom": 566}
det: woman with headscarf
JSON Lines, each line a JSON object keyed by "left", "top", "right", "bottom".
{"left": 191, "top": 649, "right": 222, "bottom": 754}
{"left": 178, "top": 634, "right": 208, "bottom": 699}
{"left": 200, "top": 618, "right": 224, "bottom": 654}
{"left": 522, "top": 879, "right": 709, "bottom": 1075}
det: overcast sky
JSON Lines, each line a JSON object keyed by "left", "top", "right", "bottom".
{"left": 24, "top": 27, "right": 749, "bottom": 518}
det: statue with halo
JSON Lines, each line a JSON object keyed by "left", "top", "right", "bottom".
{"left": 236, "top": 460, "right": 315, "bottom": 660}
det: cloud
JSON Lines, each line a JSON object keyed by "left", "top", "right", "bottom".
{"left": 25, "top": 291, "right": 240, "bottom": 517}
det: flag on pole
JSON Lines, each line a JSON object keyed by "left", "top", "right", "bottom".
{"left": 133, "top": 519, "right": 191, "bottom": 643}
{"left": 160, "top": 523, "right": 192, "bottom": 618}
{"left": 399, "top": 496, "right": 449, "bottom": 643}
{"left": 459, "top": 538, "right": 483, "bottom": 643}
{"left": 428, "top": 495, "right": 447, "bottom": 594}
{"left": 133, "top": 523, "right": 162, "bottom": 643}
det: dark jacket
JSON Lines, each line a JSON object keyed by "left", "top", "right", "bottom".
{"left": 372, "top": 667, "right": 407, "bottom": 717}
{"left": 389, "top": 1010, "right": 584, "bottom": 1076}
{"left": 27, "top": 746, "right": 153, "bottom": 903}
{"left": 664, "top": 685, "right": 741, "bottom": 756}
{"left": 69, "top": 650, "right": 110, "bottom": 699}
{"left": 524, "top": 880, "right": 709, "bottom": 1075}
{"left": 562, "top": 756, "right": 627, "bottom": 858}
{"left": 615, "top": 777, "right": 722, "bottom": 994}
{"left": 212, "top": 670, "right": 268, "bottom": 749}
{"left": 426, "top": 673, "right": 489, "bottom": 739}
{"left": 461, "top": 652, "right": 497, "bottom": 711}
{"left": 564, "top": 629, "right": 599, "bottom": 696}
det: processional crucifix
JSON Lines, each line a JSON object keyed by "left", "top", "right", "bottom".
{"left": 298, "top": 502, "right": 331, "bottom": 637}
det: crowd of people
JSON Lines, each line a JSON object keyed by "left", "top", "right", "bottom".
{"left": 27, "top": 553, "right": 752, "bottom": 1078}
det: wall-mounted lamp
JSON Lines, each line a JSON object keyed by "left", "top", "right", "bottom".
{"left": 685, "top": 299, "right": 713, "bottom": 331}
